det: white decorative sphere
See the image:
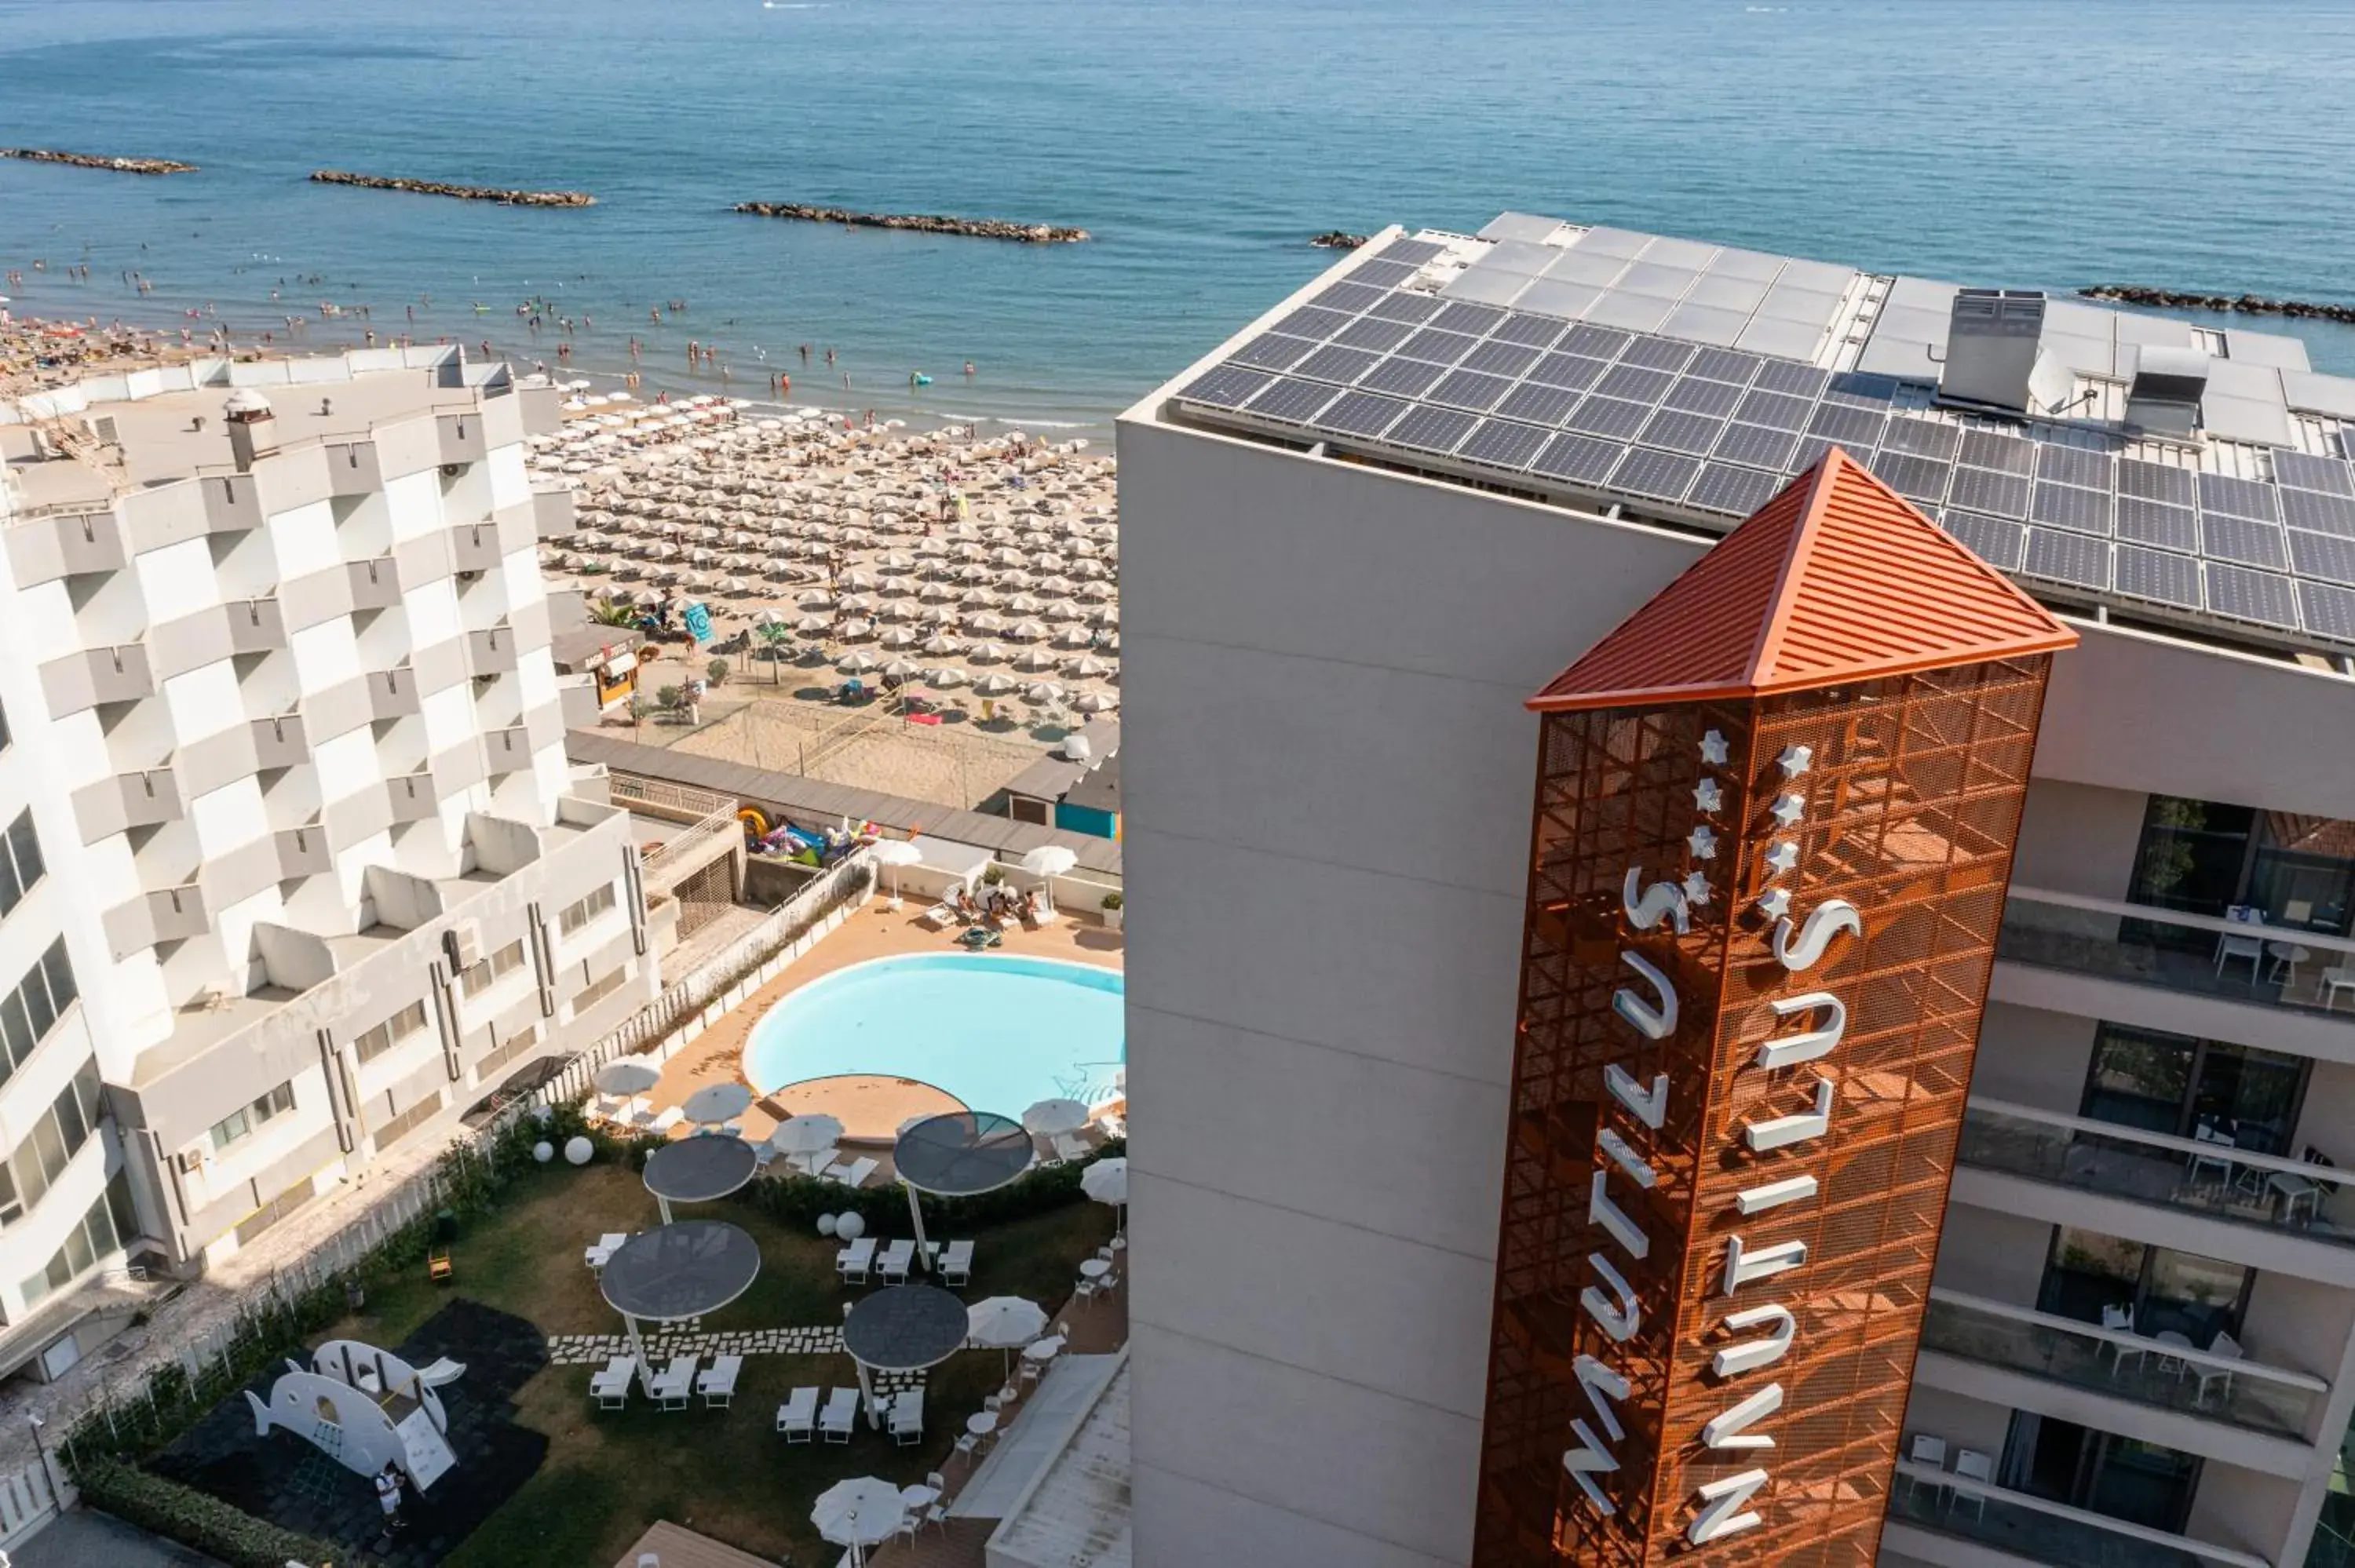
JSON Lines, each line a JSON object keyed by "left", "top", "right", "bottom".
{"left": 816, "top": 1212, "right": 838, "bottom": 1238}
{"left": 531, "top": 1141, "right": 553, "bottom": 1164}
{"left": 834, "top": 1210, "right": 866, "bottom": 1242}
{"left": 564, "top": 1136, "right": 594, "bottom": 1166}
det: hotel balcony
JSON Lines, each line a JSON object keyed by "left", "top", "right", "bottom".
{"left": 385, "top": 771, "right": 442, "bottom": 823}
{"left": 39, "top": 643, "right": 154, "bottom": 717}
{"left": 273, "top": 824, "right": 333, "bottom": 879}
{"left": 346, "top": 555, "right": 402, "bottom": 611}
{"left": 103, "top": 883, "right": 209, "bottom": 958}
{"left": 436, "top": 411, "right": 487, "bottom": 467}
{"left": 529, "top": 482, "right": 575, "bottom": 540}
{"left": 323, "top": 438, "right": 384, "bottom": 497}
{"left": 4, "top": 506, "right": 126, "bottom": 586}
{"left": 1885, "top": 1464, "right": 2269, "bottom": 1568}
{"left": 448, "top": 519, "right": 505, "bottom": 575}
{"left": 1998, "top": 890, "right": 2355, "bottom": 1049}
{"left": 148, "top": 597, "right": 287, "bottom": 678}
{"left": 250, "top": 713, "right": 309, "bottom": 771}
{"left": 466, "top": 625, "right": 520, "bottom": 677}
{"left": 484, "top": 726, "right": 533, "bottom": 775}
{"left": 367, "top": 668, "right": 421, "bottom": 723}
{"left": 1916, "top": 1289, "right": 2326, "bottom": 1442}
{"left": 71, "top": 768, "right": 184, "bottom": 844}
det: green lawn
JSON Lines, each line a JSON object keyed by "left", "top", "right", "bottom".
{"left": 326, "top": 1157, "right": 1112, "bottom": 1566}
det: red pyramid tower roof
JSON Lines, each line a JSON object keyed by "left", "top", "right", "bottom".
{"left": 1528, "top": 448, "right": 2076, "bottom": 713}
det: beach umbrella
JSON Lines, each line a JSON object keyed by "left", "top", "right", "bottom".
{"left": 839, "top": 649, "right": 882, "bottom": 673}
{"left": 922, "top": 634, "right": 965, "bottom": 657}
{"left": 968, "top": 611, "right": 1006, "bottom": 634}
{"left": 882, "top": 657, "right": 923, "bottom": 680}
{"left": 869, "top": 839, "right": 923, "bottom": 906}
{"left": 927, "top": 666, "right": 970, "bottom": 688}
{"left": 1074, "top": 691, "right": 1119, "bottom": 714}
{"left": 1020, "top": 845, "right": 1079, "bottom": 881}
{"left": 770, "top": 1114, "right": 845, "bottom": 1172}
{"left": 1010, "top": 620, "right": 1051, "bottom": 641}
{"left": 795, "top": 613, "right": 832, "bottom": 635}
{"left": 1024, "top": 681, "right": 1067, "bottom": 706}
{"left": 969, "top": 640, "right": 1012, "bottom": 663}
{"left": 754, "top": 608, "right": 786, "bottom": 628}
{"left": 594, "top": 1060, "right": 661, "bottom": 1096}
{"left": 1082, "top": 1155, "right": 1128, "bottom": 1234}
{"left": 1055, "top": 625, "right": 1095, "bottom": 649}
{"left": 812, "top": 1476, "right": 905, "bottom": 1568}
{"left": 838, "top": 618, "right": 875, "bottom": 640}
{"left": 1066, "top": 654, "right": 1112, "bottom": 678}
{"left": 1013, "top": 647, "right": 1060, "bottom": 673}
{"left": 1022, "top": 1096, "right": 1088, "bottom": 1136}
{"left": 973, "top": 673, "right": 1019, "bottom": 697}
{"left": 878, "top": 627, "right": 921, "bottom": 649}
{"left": 966, "top": 1296, "right": 1051, "bottom": 1380}
{"left": 683, "top": 1083, "right": 754, "bottom": 1125}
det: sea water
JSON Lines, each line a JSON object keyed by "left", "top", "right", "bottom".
{"left": 3, "top": 0, "right": 2352, "bottom": 433}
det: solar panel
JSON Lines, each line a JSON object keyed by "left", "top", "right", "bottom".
{"left": 1429, "top": 370, "right": 1515, "bottom": 412}
{"left": 1276, "top": 306, "right": 1355, "bottom": 341}
{"left": 1296, "top": 345, "right": 1382, "bottom": 384}
{"left": 1941, "top": 512, "right": 2025, "bottom": 571}
{"left": 1178, "top": 364, "right": 1274, "bottom": 409}
{"left": 1244, "top": 377, "right": 1339, "bottom": 425}
{"left": 1495, "top": 382, "right": 1582, "bottom": 426}
{"left": 1787, "top": 436, "right": 1853, "bottom": 476}
{"left": 1610, "top": 447, "right": 1702, "bottom": 503}
{"left": 2113, "top": 545, "right": 2203, "bottom": 609}
{"left": 1433, "top": 302, "right": 1509, "bottom": 336}
{"left": 1806, "top": 403, "right": 1886, "bottom": 447}
{"left": 2205, "top": 563, "right": 2301, "bottom": 629}
{"left": 1397, "top": 328, "right": 1482, "bottom": 365}
{"left": 1871, "top": 452, "right": 1954, "bottom": 505}
{"left": 1663, "top": 377, "right": 1745, "bottom": 418}
{"left": 2281, "top": 488, "right": 2355, "bottom": 538}
{"left": 2022, "top": 528, "right": 2111, "bottom": 590}
{"left": 2036, "top": 445, "right": 2116, "bottom": 490}
{"left": 1489, "top": 312, "right": 1568, "bottom": 349}
{"left": 1640, "top": 410, "right": 1726, "bottom": 457}
{"left": 1334, "top": 316, "right": 1417, "bottom": 352}
{"left": 1313, "top": 281, "right": 1388, "bottom": 314}
{"left": 2200, "top": 515, "right": 2288, "bottom": 571}
{"left": 1530, "top": 431, "right": 1626, "bottom": 485}
{"left": 2114, "top": 498, "right": 2200, "bottom": 552}
{"left": 2196, "top": 472, "right": 2280, "bottom": 523}
{"left": 1597, "top": 364, "right": 1676, "bottom": 404}
{"left": 2116, "top": 458, "right": 2198, "bottom": 506}
{"left": 1689, "top": 348, "right": 1763, "bottom": 386}
{"left": 1826, "top": 372, "right": 1904, "bottom": 405}
{"left": 1232, "top": 333, "right": 1316, "bottom": 371}
{"left": 1386, "top": 403, "right": 1478, "bottom": 454}
{"left": 1736, "top": 390, "right": 1814, "bottom": 432}
{"left": 1879, "top": 416, "right": 1962, "bottom": 462}
{"left": 1357, "top": 356, "right": 1447, "bottom": 398}
{"left": 2275, "top": 449, "right": 2355, "bottom": 496}
{"left": 2300, "top": 580, "right": 2355, "bottom": 642}
{"left": 1619, "top": 337, "right": 1696, "bottom": 374}
{"left": 1367, "top": 292, "right": 1445, "bottom": 325}
{"left": 1462, "top": 341, "right": 1543, "bottom": 378}
{"left": 1752, "top": 360, "right": 1831, "bottom": 399}
{"left": 1349, "top": 259, "right": 1420, "bottom": 289}
{"left": 1688, "top": 463, "right": 1781, "bottom": 517}
{"left": 1527, "top": 352, "right": 1608, "bottom": 391}
{"left": 1318, "top": 390, "right": 1411, "bottom": 439}
{"left": 2030, "top": 483, "right": 2113, "bottom": 536}
{"left": 1948, "top": 467, "right": 2032, "bottom": 520}
{"left": 1457, "top": 418, "right": 1551, "bottom": 470}
{"left": 1376, "top": 238, "right": 1448, "bottom": 267}
{"left": 1959, "top": 428, "right": 2038, "bottom": 477}
{"left": 1561, "top": 325, "right": 1632, "bottom": 359}
{"left": 1707, "top": 421, "right": 1795, "bottom": 472}
{"left": 2288, "top": 528, "right": 2355, "bottom": 585}
{"left": 1565, "top": 396, "right": 1652, "bottom": 439}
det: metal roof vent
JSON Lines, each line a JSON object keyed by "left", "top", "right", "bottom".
{"left": 1939, "top": 290, "right": 2046, "bottom": 411}
{"left": 2127, "top": 345, "right": 2211, "bottom": 439}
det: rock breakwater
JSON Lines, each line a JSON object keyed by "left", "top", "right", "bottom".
{"left": 1, "top": 148, "right": 195, "bottom": 175}
{"left": 733, "top": 202, "right": 1088, "bottom": 242}
{"left": 310, "top": 171, "right": 594, "bottom": 207}
{"left": 2079, "top": 284, "right": 2355, "bottom": 326}
{"left": 1310, "top": 232, "right": 1368, "bottom": 249}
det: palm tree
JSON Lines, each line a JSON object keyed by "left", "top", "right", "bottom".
{"left": 588, "top": 599, "right": 637, "bottom": 629}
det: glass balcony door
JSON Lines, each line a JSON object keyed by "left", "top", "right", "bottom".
{"left": 2081, "top": 1023, "right": 2309, "bottom": 1158}
{"left": 2000, "top": 1412, "right": 2200, "bottom": 1535}
{"left": 2036, "top": 1225, "right": 2252, "bottom": 1346}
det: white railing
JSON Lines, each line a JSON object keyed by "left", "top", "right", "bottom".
{"left": 605, "top": 771, "right": 737, "bottom": 822}
{"left": 638, "top": 800, "right": 739, "bottom": 894}
{"left": 1966, "top": 1096, "right": 2355, "bottom": 1205}
{"left": 0, "top": 1453, "right": 69, "bottom": 1547}
{"left": 1890, "top": 1459, "right": 2271, "bottom": 1568}
{"left": 1926, "top": 1287, "right": 2326, "bottom": 1394}
{"left": 2008, "top": 886, "right": 2355, "bottom": 962}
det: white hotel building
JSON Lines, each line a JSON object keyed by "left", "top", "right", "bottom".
{"left": 0, "top": 348, "right": 658, "bottom": 1382}
{"left": 1119, "top": 215, "right": 2355, "bottom": 1567}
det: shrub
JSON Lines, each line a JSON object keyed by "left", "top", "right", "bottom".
{"left": 980, "top": 865, "right": 1006, "bottom": 886}
{"left": 1100, "top": 891, "right": 1123, "bottom": 910}
{"left": 656, "top": 684, "right": 683, "bottom": 712}
{"left": 71, "top": 1455, "right": 357, "bottom": 1568}
{"left": 706, "top": 658, "right": 731, "bottom": 686}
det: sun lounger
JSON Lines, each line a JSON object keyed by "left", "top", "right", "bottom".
{"left": 820, "top": 1386, "right": 859, "bottom": 1444}
{"left": 919, "top": 902, "right": 960, "bottom": 930}
{"left": 652, "top": 1355, "right": 697, "bottom": 1410}
{"left": 878, "top": 1239, "right": 916, "bottom": 1283}
{"left": 698, "top": 1353, "right": 743, "bottom": 1409}
{"left": 777, "top": 1385, "right": 820, "bottom": 1441}
{"left": 837, "top": 1236, "right": 877, "bottom": 1283}
{"left": 890, "top": 1389, "right": 925, "bottom": 1446}
{"left": 827, "top": 1156, "right": 880, "bottom": 1188}
{"left": 590, "top": 1355, "right": 636, "bottom": 1409}
{"left": 941, "top": 1239, "right": 974, "bottom": 1286}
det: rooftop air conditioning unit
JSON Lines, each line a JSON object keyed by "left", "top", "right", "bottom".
{"left": 2127, "top": 345, "right": 2211, "bottom": 439}
{"left": 1939, "top": 290, "right": 2047, "bottom": 412}
{"left": 175, "top": 1145, "right": 208, "bottom": 1173}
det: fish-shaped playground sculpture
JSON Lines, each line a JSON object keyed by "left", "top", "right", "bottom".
{"left": 246, "top": 1340, "right": 466, "bottom": 1490}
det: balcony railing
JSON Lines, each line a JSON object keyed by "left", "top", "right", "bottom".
{"left": 2001, "top": 888, "right": 2355, "bottom": 1023}
{"left": 1920, "top": 1288, "right": 2327, "bottom": 1439}
{"left": 1958, "top": 1097, "right": 2355, "bottom": 1247}
{"left": 1889, "top": 1460, "right": 2269, "bottom": 1567}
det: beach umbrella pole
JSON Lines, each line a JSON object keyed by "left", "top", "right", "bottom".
{"left": 623, "top": 1312, "right": 651, "bottom": 1391}
{"left": 657, "top": 1193, "right": 674, "bottom": 1226}
{"left": 855, "top": 1357, "right": 878, "bottom": 1430}
{"left": 905, "top": 1184, "right": 932, "bottom": 1271}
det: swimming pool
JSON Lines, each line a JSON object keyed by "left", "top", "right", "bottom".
{"left": 744, "top": 954, "right": 1125, "bottom": 1119}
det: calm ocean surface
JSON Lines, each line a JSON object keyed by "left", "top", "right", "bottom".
{"left": 3, "top": 0, "right": 2352, "bottom": 432}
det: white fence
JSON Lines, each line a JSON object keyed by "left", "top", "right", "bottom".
{"left": 0, "top": 1454, "right": 68, "bottom": 1548}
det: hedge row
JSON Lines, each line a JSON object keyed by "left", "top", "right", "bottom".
{"left": 75, "top": 1455, "right": 354, "bottom": 1568}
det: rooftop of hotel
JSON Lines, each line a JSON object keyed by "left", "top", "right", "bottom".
{"left": 1148, "top": 211, "right": 2355, "bottom": 662}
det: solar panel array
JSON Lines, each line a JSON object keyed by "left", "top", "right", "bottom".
{"left": 1173, "top": 235, "right": 2355, "bottom": 654}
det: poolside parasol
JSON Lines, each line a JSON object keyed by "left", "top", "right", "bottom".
{"left": 966, "top": 1296, "right": 1050, "bottom": 1381}
{"left": 594, "top": 1060, "right": 661, "bottom": 1096}
{"left": 870, "top": 839, "right": 922, "bottom": 908}
{"left": 1082, "top": 1155, "right": 1128, "bottom": 1236}
{"left": 1022, "top": 1097, "right": 1090, "bottom": 1137}
{"left": 682, "top": 1082, "right": 754, "bottom": 1125}
{"left": 770, "top": 1114, "right": 845, "bottom": 1172}
{"left": 812, "top": 1475, "right": 905, "bottom": 1568}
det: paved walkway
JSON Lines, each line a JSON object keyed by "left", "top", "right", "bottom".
{"left": 10, "top": 1508, "right": 221, "bottom": 1568}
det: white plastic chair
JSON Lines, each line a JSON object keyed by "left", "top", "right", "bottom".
{"left": 1949, "top": 1449, "right": 1993, "bottom": 1520}
{"left": 2192, "top": 1332, "right": 2244, "bottom": 1405}
{"left": 1904, "top": 1432, "right": 1947, "bottom": 1503}
{"left": 2101, "top": 1304, "right": 2146, "bottom": 1375}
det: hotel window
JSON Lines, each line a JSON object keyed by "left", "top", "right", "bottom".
{"left": 0, "top": 811, "right": 43, "bottom": 918}
{"left": 572, "top": 967, "right": 625, "bottom": 1014}
{"left": 0, "top": 940, "right": 78, "bottom": 1088}
{"left": 458, "top": 939, "right": 528, "bottom": 999}
{"left": 375, "top": 1089, "right": 444, "bottom": 1150}
{"left": 2038, "top": 1223, "right": 2252, "bottom": 1348}
{"left": 2079, "top": 1023, "right": 2309, "bottom": 1157}
{"left": 4, "top": 1059, "right": 106, "bottom": 1227}
{"left": 2127, "top": 795, "right": 2355, "bottom": 939}
{"left": 352, "top": 999, "right": 429, "bottom": 1064}
{"left": 209, "top": 1081, "right": 296, "bottom": 1153}
{"left": 557, "top": 882, "right": 617, "bottom": 938}
{"left": 20, "top": 1182, "right": 125, "bottom": 1311}
{"left": 476, "top": 1022, "right": 540, "bottom": 1081}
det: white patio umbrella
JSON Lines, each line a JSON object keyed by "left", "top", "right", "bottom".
{"left": 1024, "top": 680, "right": 1068, "bottom": 705}
{"left": 870, "top": 838, "right": 922, "bottom": 907}
{"left": 1020, "top": 844, "right": 1078, "bottom": 881}
{"left": 1081, "top": 1155, "right": 1129, "bottom": 1234}
{"left": 812, "top": 1476, "right": 905, "bottom": 1568}
{"left": 1074, "top": 691, "right": 1119, "bottom": 714}
{"left": 882, "top": 656, "right": 924, "bottom": 680}
{"left": 973, "top": 673, "right": 1020, "bottom": 697}
{"left": 927, "top": 665, "right": 971, "bottom": 688}
{"left": 967, "top": 1296, "right": 1051, "bottom": 1380}
{"left": 839, "top": 649, "right": 882, "bottom": 674}
{"left": 593, "top": 1060, "right": 661, "bottom": 1096}
{"left": 683, "top": 1082, "right": 754, "bottom": 1125}
{"left": 770, "top": 1113, "right": 845, "bottom": 1158}
{"left": 1023, "top": 1096, "right": 1089, "bottom": 1136}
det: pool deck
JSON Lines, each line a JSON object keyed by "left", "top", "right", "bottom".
{"left": 646, "top": 902, "right": 1125, "bottom": 1154}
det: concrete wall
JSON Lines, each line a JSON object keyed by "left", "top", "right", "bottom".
{"left": 1928, "top": 1206, "right": 2054, "bottom": 1309}
{"left": 1966, "top": 1001, "right": 2098, "bottom": 1110}
{"left": 2010, "top": 778, "right": 2149, "bottom": 901}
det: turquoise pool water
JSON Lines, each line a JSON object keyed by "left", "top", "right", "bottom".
{"left": 745, "top": 954, "right": 1125, "bottom": 1115}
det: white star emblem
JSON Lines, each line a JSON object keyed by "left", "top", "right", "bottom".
{"left": 1694, "top": 779, "right": 1723, "bottom": 815}
{"left": 1765, "top": 840, "right": 1798, "bottom": 876}
{"left": 1688, "top": 824, "right": 1718, "bottom": 861}
{"left": 1681, "top": 871, "right": 1712, "bottom": 906}
{"left": 1770, "top": 791, "right": 1806, "bottom": 828}
{"left": 1757, "top": 887, "right": 1792, "bottom": 920}
{"left": 1778, "top": 744, "right": 1813, "bottom": 779}
{"left": 1700, "top": 729, "right": 1730, "bottom": 768}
